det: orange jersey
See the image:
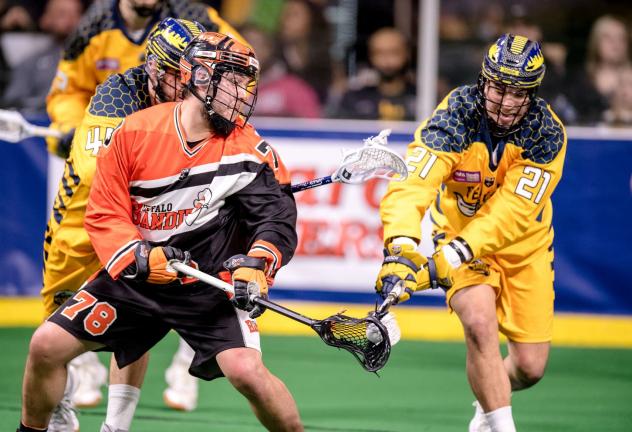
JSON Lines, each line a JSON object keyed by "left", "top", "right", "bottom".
{"left": 85, "top": 102, "right": 296, "bottom": 280}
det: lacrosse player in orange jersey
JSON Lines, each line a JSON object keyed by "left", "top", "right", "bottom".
{"left": 44, "top": 0, "right": 250, "bottom": 420}
{"left": 42, "top": 18, "right": 212, "bottom": 432}
{"left": 376, "top": 34, "right": 566, "bottom": 432}
{"left": 18, "top": 31, "right": 302, "bottom": 432}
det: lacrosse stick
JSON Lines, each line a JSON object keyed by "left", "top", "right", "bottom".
{"left": 365, "top": 281, "right": 404, "bottom": 345}
{"left": 168, "top": 261, "right": 392, "bottom": 372}
{"left": 290, "top": 129, "right": 408, "bottom": 193}
{"left": 0, "top": 109, "right": 62, "bottom": 143}
{"left": 377, "top": 280, "right": 405, "bottom": 316}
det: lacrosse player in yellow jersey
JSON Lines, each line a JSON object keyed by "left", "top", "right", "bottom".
{"left": 46, "top": 0, "right": 245, "bottom": 158}
{"left": 375, "top": 34, "right": 566, "bottom": 432}
{"left": 42, "top": 18, "right": 210, "bottom": 432}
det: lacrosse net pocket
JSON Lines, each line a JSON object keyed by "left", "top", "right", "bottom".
{"left": 333, "top": 142, "right": 408, "bottom": 184}
{"left": 313, "top": 313, "right": 391, "bottom": 372}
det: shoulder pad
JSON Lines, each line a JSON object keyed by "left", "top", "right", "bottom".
{"left": 420, "top": 85, "right": 480, "bottom": 153}
{"left": 164, "top": 1, "right": 220, "bottom": 32}
{"left": 89, "top": 66, "right": 151, "bottom": 118}
{"left": 515, "top": 98, "right": 566, "bottom": 164}
{"left": 63, "top": 0, "right": 117, "bottom": 61}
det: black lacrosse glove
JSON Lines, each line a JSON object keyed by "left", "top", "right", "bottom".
{"left": 122, "top": 240, "right": 191, "bottom": 284}
{"left": 56, "top": 129, "right": 75, "bottom": 159}
{"left": 223, "top": 254, "right": 268, "bottom": 318}
{"left": 46, "top": 125, "right": 74, "bottom": 158}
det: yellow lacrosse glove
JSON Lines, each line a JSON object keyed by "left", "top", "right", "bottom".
{"left": 418, "top": 237, "right": 474, "bottom": 291}
{"left": 375, "top": 242, "right": 428, "bottom": 304}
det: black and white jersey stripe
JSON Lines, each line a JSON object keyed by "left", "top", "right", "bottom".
{"left": 129, "top": 156, "right": 262, "bottom": 198}
{"left": 105, "top": 239, "right": 140, "bottom": 274}
{"left": 129, "top": 153, "right": 262, "bottom": 243}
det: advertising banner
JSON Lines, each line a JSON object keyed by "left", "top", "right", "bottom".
{"left": 1, "top": 120, "right": 631, "bottom": 315}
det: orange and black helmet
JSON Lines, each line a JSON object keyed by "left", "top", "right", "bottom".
{"left": 179, "top": 32, "right": 259, "bottom": 135}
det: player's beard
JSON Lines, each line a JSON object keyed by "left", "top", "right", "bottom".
{"left": 130, "top": 1, "right": 159, "bottom": 17}
{"left": 200, "top": 103, "right": 235, "bottom": 137}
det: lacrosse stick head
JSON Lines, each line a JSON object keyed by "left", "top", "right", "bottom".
{"left": 0, "top": 109, "right": 29, "bottom": 143}
{"left": 332, "top": 129, "right": 408, "bottom": 184}
{"left": 312, "top": 313, "right": 391, "bottom": 372}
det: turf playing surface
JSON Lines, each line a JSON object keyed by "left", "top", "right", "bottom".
{"left": 1, "top": 328, "right": 631, "bottom": 431}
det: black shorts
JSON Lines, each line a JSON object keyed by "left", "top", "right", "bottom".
{"left": 48, "top": 270, "right": 261, "bottom": 380}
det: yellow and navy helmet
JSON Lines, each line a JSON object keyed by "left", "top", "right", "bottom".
{"left": 481, "top": 33, "right": 545, "bottom": 89}
{"left": 477, "top": 34, "right": 546, "bottom": 136}
{"left": 146, "top": 17, "right": 206, "bottom": 72}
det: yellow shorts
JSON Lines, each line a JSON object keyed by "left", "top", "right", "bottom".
{"left": 432, "top": 219, "right": 555, "bottom": 343}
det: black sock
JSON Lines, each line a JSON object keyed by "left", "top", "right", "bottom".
{"left": 18, "top": 423, "right": 47, "bottom": 432}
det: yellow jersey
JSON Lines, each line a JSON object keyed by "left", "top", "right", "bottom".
{"left": 42, "top": 65, "right": 153, "bottom": 314}
{"left": 46, "top": 0, "right": 243, "bottom": 155}
{"left": 380, "top": 85, "right": 567, "bottom": 260}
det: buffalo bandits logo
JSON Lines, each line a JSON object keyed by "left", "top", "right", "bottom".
{"left": 132, "top": 201, "right": 194, "bottom": 230}
{"left": 185, "top": 188, "right": 212, "bottom": 226}
{"left": 131, "top": 188, "right": 213, "bottom": 230}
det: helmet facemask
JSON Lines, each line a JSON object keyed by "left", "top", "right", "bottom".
{"left": 477, "top": 34, "right": 546, "bottom": 137}
{"left": 189, "top": 62, "right": 258, "bottom": 136}
{"left": 145, "top": 54, "right": 183, "bottom": 104}
{"left": 144, "top": 18, "right": 206, "bottom": 104}
{"left": 477, "top": 74, "right": 536, "bottom": 137}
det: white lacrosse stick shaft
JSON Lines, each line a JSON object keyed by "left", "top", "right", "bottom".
{"left": 0, "top": 109, "right": 62, "bottom": 143}
{"left": 378, "top": 280, "right": 405, "bottom": 314}
{"left": 168, "top": 261, "right": 234, "bottom": 296}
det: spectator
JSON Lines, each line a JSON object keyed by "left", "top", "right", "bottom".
{"left": 0, "top": 0, "right": 45, "bottom": 31}
{"left": 604, "top": 67, "right": 632, "bottom": 126}
{"left": 440, "top": 11, "right": 471, "bottom": 41}
{"left": 563, "top": 14, "right": 630, "bottom": 125}
{"left": 586, "top": 15, "right": 631, "bottom": 101}
{"left": 505, "top": 16, "right": 579, "bottom": 124}
{"left": 241, "top": 24, "right": 321, "bottom": 118}
{"left": 1, "top": 0, "right": 84, "bottom": 113}
{"left": 473, "top": 1, "right": 504, "bottom": 42}
{"left": 278, "top": 0, "right": 332, "bottom": 104}
{"left": 333, "top": 27, "right": 416, "bottom": 121}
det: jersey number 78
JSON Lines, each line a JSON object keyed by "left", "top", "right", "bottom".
{"left": 60, "top": 290, "right": 118, "bottom": 336}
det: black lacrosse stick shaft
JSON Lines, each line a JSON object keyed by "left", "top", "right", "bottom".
{"left": 253, "top": 297, "right": 316, "bottom": 326}
{"left": 290, "top": 175, "right": 334, "bottom": 193}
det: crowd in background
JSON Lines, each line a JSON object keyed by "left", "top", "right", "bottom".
{"left": 0, "top": 0, "right": 631, "bottom": 126}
